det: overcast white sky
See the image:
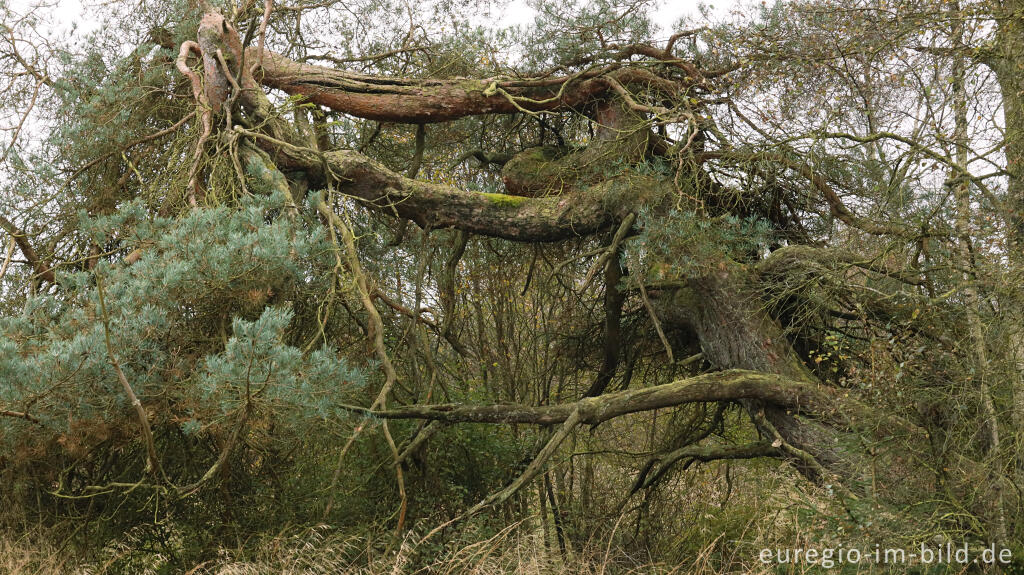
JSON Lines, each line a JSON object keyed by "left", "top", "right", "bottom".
{"left": 18, "top": 0, "right": 735, "bottom": 42}
{"left": 495, "top": 0, "right": 721, "bottom": 34}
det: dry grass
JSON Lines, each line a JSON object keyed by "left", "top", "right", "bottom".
{"left": 0, "top": 519, "right": 924, "bottom": 575}
{"left": 0, "top": 523, "right": 782, "bottom": 575}
{"left": 0, "top": 530, "right": 78, "bottom": 574}
{"left": 0, "top": 464, "right": 886, "bottom": 575}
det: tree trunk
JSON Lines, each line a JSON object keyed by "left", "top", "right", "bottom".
{"left": 659, "top": 264, "right": 862, "bottom": 485}
{"left": 985, "top": 2, "right": 1024, "bottom": 510}
{"left": 953, "top": 4, "right": 1006, "bottom": 539}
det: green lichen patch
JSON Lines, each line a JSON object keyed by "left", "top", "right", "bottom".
{"left": 480, "top": 192, "right": 530, "bottom": 208}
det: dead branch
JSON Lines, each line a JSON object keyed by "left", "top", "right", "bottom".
{"left": 344, "top": 369, "right": 881, "bottom": 431}
{"left": 0, "top": 214, "right": 55, "bottom": 283}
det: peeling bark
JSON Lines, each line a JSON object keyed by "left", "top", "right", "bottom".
{"left": 240, "top": 132, "right": 669, "bottom": 241}
{"left": 255, "top": 50, "right": 685, "bottom": 123}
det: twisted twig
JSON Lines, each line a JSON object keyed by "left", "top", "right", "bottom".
{"left": 176, "top": 41, "right": 211, "bottom": 206}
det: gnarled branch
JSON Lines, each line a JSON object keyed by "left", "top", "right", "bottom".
{"left": 346, "top": 369, "right": 865, "bottom": 429}
{"left": 254, "top": 50, "right": 686, "bottom": 123}
{"left": 0, "top": 214, "right": 55, "bottom": 283}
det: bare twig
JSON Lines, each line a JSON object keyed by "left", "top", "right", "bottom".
{"left": 419, "top": 408, "right": 584, "bottom": 545}
{"left": 177, "top": 40, "right": 211, "bottom": 205}
{"left": 317, "top": 197, "right": 407, "bottom": 533}
{"left": 176, "top": 407, "right": 250, "bottom": 496}
{"left": 0, "top": 236, "right": 15, "bottom": 281}
{"left": 582, "top": 213, "right": 635, "bottom": 290}
{"left": 67, "top": 111, "right": 196, "bottom": 185}
{"left": 637, "top": 274, "right": 672, "bottom": 364}
{"left": 254, "top": 0, "right": 273, "bottom": 74}
{"left": 0, "top": 409, "right": 40, "bottom": 424}
{"left": 94, "top": 270, "right": 162, "bottom": 478}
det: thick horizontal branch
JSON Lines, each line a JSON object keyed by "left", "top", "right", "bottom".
{"left": 255, "top": 50, "right": 684, "bottom": 123}
{"left": 755, "top": 244, "right": 959, "bottom": 350}
{"left": 244, "top": 130, "right": 661, "bottom": 241}
{"left": 347, "top": 369, "right": 860, "bottom": 428}
{"left": 322, "top": 150, "right": 649, "bottom": 241}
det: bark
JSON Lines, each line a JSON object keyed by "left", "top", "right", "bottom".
{"left": 583, "top": 248, "right": 626, "bottom": 398}
{"left": 981, "top": 0, "right": 1024, "bottom": 492}
{"left": 186, "top": 11, "right": 672, "bottom": 242}
{"left": 298, "top": 145, "right": 667, "bottom": 241}
{"left": 255, "top": 50, "right": 684, "bottom": 123}
{"left": 656, "top": 264, "right": 860, "bottom": 483}
{"left": 349, "top": 369, "right": 864, "bottom": 428}
{"left": 990, "top": 3, "right": 1024, "bottom": 254}
{"left": 952, "top": 6, "right": 1006, "bottom": 539}
{"left": 500, "top": 99, "right": 656, "bottom": 197}
{"left": 629, "top": 441, "right": 782, "bottom": 494}
{"left": 661, "top": 265, "right": 814, "bottom": 381}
